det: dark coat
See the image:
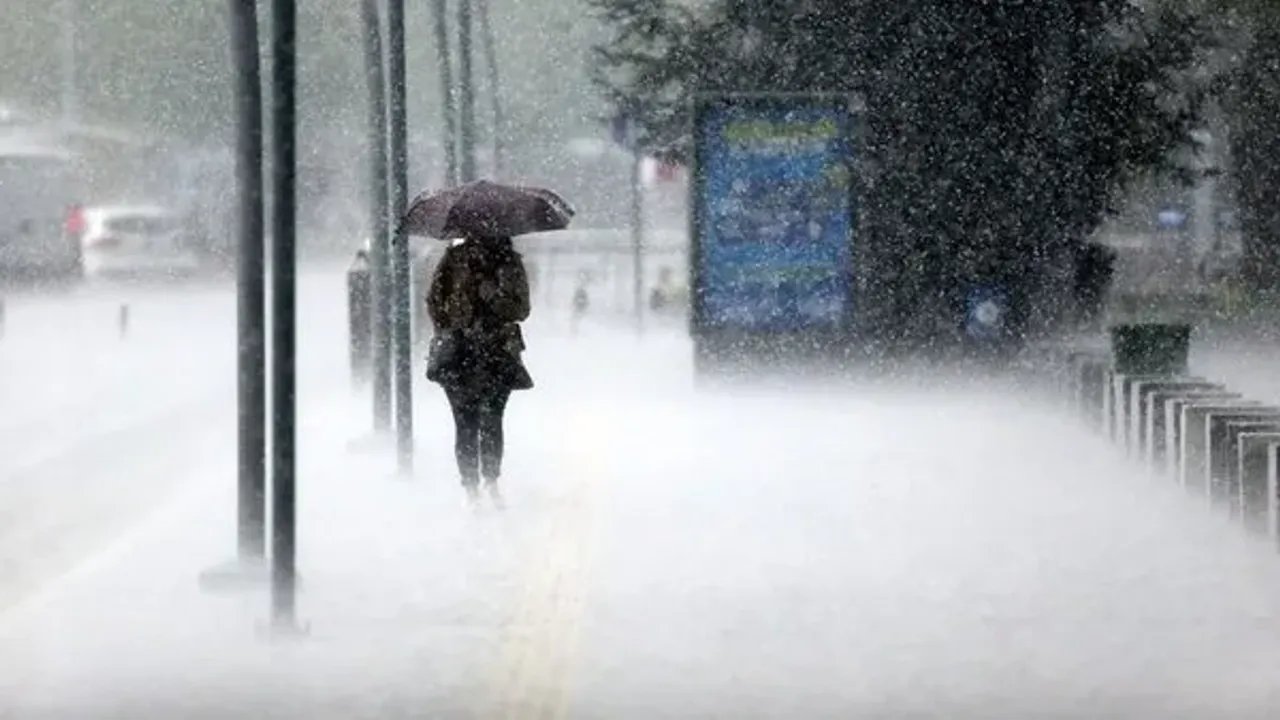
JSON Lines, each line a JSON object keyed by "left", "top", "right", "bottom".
{"left": 426, "top": 238, "right": 532, "bottom": 394}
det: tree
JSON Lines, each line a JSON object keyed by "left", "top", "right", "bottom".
{"left": 1220, "top": 1, "right": 1280, "bottom": 298}
{"left": 589, "top": 0, "right": 1211, "bottom": 346}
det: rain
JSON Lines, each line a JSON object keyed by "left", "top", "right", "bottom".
{"left": 3, "top": 1, "right": 1280, "bottom": 717}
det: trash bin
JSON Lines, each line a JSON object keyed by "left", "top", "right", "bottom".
{"left": 1109, "top": 322, "right": 1190, "bottom": 377}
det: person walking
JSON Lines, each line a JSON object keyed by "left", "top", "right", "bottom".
{"left": 401, "top": 180, "right": 573, "bottom": 506}
{"left": 570, "top": 269, "right": 591, "bottom": 336}
{"left": 426, "top": 235, "right": 532, "bottom": 505}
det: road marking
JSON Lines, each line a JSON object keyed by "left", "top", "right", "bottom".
{"left": 489, "top": 411, "right": 606, "bottom": 719}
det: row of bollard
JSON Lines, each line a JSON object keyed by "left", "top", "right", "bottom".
{"left": 1047, "top": 323, "right": 1280, "bottom": 547}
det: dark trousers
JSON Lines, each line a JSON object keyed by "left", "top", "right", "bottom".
{"left": 444, "top": 386, "right": 511, "bottom": 486}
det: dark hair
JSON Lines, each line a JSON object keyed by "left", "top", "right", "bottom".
{"left": 468, "top": 236, "right": 517, "bottom": 259}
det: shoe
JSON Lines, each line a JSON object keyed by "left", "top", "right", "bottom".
{"left": 464, "top": 483, "right": 482, "bottom": 508}
{"left": 484, "top": 479, "right": 505, "bottom": 509}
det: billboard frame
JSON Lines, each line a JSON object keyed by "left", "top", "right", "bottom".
{"left": 689, "top": 92, "right": 864, "bottom": 369}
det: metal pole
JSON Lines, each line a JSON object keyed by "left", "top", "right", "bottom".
{"left": 347, "top": 253, "right": 373, "bottom": 384}
{"left": 476, "top": 0, "right": 504, "bottom": 177}
{"left": 362, "top": 0, "right": 393, "bottom": 432}
{"left": 631, "top": 141, "right": 644, "bottom": 335}
{"left": 269, "top": 0, "right": 298, "bottom": 629}
{"left": 60, "top": 0, "right": 79, "bottom": 124}
{"left": 432, "top": 0, "right": 459, "bottom": 187}
{"left": 230, "top": 0, "right": 266, "bottom": 561}
{"left": 458, "top": 0, "right": 477, "bottom": 183}
{"left": 388, "top": 0, "right": 415, "bottom": 473}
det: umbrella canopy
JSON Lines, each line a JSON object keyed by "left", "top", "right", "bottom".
{"left": 402, "top": 180, "right": 574, "bottom": 240}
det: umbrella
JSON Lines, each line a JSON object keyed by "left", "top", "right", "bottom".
{"left": 401, "top": 180, "right": 574, "bottom": 240}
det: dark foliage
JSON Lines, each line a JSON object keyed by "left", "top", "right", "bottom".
{"left": 1227, "top": 10, "right": 1280, "bottom": 296}
{"left": 589, "top": 0, "right": 1211, "bottom": 345}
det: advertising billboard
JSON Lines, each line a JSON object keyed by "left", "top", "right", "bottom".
{"left": 691, "top": 95, "right": 857, "bottom": 334}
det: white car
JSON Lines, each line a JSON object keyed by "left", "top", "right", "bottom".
{"left": 77, "top": 205, "right": 202, "bottom": 279}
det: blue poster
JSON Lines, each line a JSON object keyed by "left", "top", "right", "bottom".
{"left": 695, "top": 98, "right": 855, "bottom": 331}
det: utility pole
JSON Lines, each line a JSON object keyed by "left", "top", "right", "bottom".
{"left": 59, "top": 0, "right": 79, "bottom": 124}
{"left": 387, "top": 0, "right": 415, "bottom": 473}
{"left": 432, "top": 0, "right": 459, "bottom": 187}
{"left": 230, "top": 0, "right": 266, "bottom": 562}
{"left": 630, "top": 122, "right": 645, "bottom": 335}
{"left": 458, "top": 0, "right": 477, "bottom": 183}
{"left": 362, "top": 0, "right": 393, "bottom": 432}
{"left": 268, "top": 0, "right": 299, "bottom": 630}
{"left": 476, "top": 0, "right": 504, "bottom": 178}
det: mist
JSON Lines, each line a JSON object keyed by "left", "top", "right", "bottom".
{"left": 5, "top": 1, "right": 1280, "bottom": 718}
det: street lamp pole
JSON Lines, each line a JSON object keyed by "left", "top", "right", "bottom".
{"left": 230, "top": 0, "right": 267, "bottom": 562}
{"left": 268, "top": 0, "right": 299, "bottom": 629}
{"left": 362, "top": 0, "right": 393, "bottom": 433}
{"left": 432, "top": 0, "right": 459, "bottom": 187}
{"left": 476, "top": 0, "right": 504, "bottom": 177}
{"left": 387, "top": 0, "right": 415, "bottom": 473}
{"left": 458, "top": 0, "right": 477, "bottom": 183}
{"left": 630, "top": 125, "right": 645, "bottom": 335}
{"left": 60, "top": 0, "right": 79, "bottom": 124}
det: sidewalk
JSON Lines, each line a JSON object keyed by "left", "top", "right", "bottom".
{"left": 0, "top": 389, "right": 522, "bottom": 718}
{"left": 4, "top": 329, "right": 1280, "bottom": 717}
{"left": 0, "top": 327, "right": 668, "bottom": 719}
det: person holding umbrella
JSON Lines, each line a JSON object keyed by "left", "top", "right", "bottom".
{"left": 404, "top": 181, "right": 572, "bottom": 505}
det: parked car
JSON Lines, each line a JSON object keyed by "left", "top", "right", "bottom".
{"left": 0, "top": 143, "right": 84, "bottom": 283}
{"left": 75, "top": 204, "right": 202, "bottom": 280}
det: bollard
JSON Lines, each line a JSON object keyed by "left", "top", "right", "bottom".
{"left": 118, "top": 304, "right": 130, "bottom": 339}
{"left": 1146, "top": 387, "right": 1232, "bottom": 469}
{"left": 1178, "top": 402, "right": 1268, "bottom": 494}
{"left": 1204, "top": 411, "right": 1280, "bottom": 512}
{"left": 1107, "top": 371, "right": 1162, "bottom": 446}
{"left": 1129, "top": 380, "right": 1215, "bottom": 458}
{"left": 1237, "top": 433, "right": 1280, "bottom": 534}
{"left": 347, "top": 251, "right": 372, "bottom": 384}
{"left": 1115, "top": 374, "right": 1170, "bottom": 453}
{"left": 1222, "top": 420, "right": 1280, "bottom": 511}
{"left": 1232, "top": 428, "right": 1280, "bottom": 532}
{"left": 1165, "top": 397, "right": 1245, "bottom": 483}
